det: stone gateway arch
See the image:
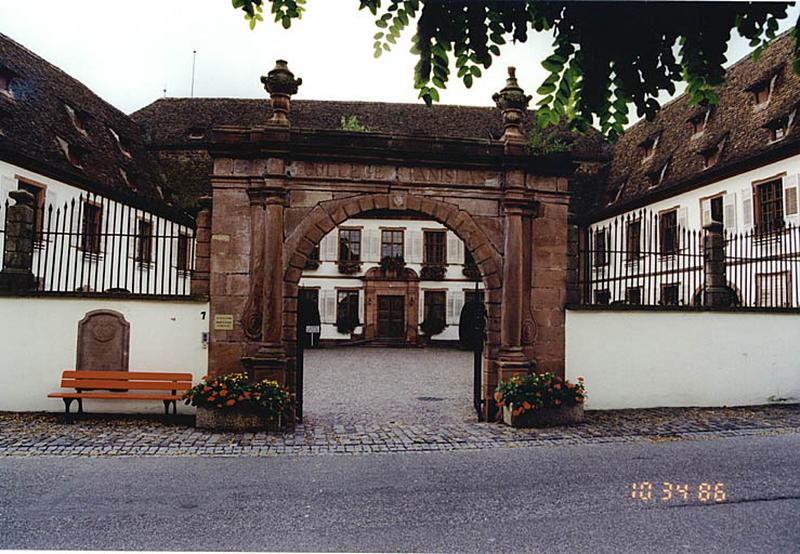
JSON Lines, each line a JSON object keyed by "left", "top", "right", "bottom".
{"left": 204, "top": 62, "right": 576, "bottom": 420}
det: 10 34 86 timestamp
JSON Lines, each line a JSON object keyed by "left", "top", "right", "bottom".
{"left": 630, "top": 482, "right": 727, "bottom": 503}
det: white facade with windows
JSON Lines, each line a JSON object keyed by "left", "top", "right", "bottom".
{"left": 298, "top": 217, "right": 483, "bottom": 343}
{"left": 1, "top": 160, "right": 194, "bottom": 295}
{"left": 588, "top": 153, "right": 800, "bottom": 307}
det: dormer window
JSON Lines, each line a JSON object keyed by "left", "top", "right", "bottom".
{"left": 767, "top": 111, "right": 795, "bottom": 143}
{"left": 640, "top": 135, "right": 659, "bottom": 162}
{"left": 607, "top": 179, "right": 628, "bottom": 205}
{"left": 702, "top": 138, "right": 726, "bottom": 169}
{"left": 108, "top": 127, "right": 132, "bottom": 158}
{"left": 188, "top": 127, "right": 205, "bottom": 140}
{"left": 0, "top": 67, "right": 16, "bottom": 98}
{"left": 648, "top": 162, "right": 669, "bottom": 188}
{"left": 748, "top": 74, "right": 777, "bottom": 109}
{"left": 56, "top": 136, "right": 85, "bottom": 168}
{"left": 64, "top": 104, "right": 88, "bottom": 133}
{"left": 688, "top": 109, "right": 710, "bottom": 137}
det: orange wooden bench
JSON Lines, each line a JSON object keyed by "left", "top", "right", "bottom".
{"left": 48, "top": 371, "right": 193, "bottom": 424}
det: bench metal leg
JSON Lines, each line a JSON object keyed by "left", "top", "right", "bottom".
{"left": 77, "top": 398, "right": 84, "bottom": 414}
{"left": 63, "top": 398, "right": 75, "bottom": 424}
{"left": 162, "top": 400, "right": 178, "bottom": 425}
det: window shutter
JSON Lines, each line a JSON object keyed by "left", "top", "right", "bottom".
{"left": 447, "top": 232, "right": 460, "bottom": 264}
{"left": 410, "top": 230, "right": 423, "bottom": 263}
{"left": 701, "top": 198, "right": 712, "bottom": 227}
{"left": 453, "top": 292, "right": 464, "bottom": 325}
{"left": 403, "top": 229, "right": 413, "bottom": 261}
{"left": 322, "top": 290, "right": 336, "bottom": 324}
{"left": 723, "top": 192, "right": 737, "bottom": 232}
{"left": 783, "top": 174, "right": 799, "bottom": 223}
{"left": 741, "top": 188, "right": 753, "bottom": 230}
{"left": 446, "top": 290, "right": 456, "bottom": 324}
{"left": 323, "top": 232, "right": 338, "bottom": 262}
{"left": 0, "top": 175, "right": 15, "bottom": 205}
{"left": 365, "top": 228, "right": 379, "bottom": 262}
{"left": 457, "top": 239, "right": 465, "bottom": 264}
{"left": 358, "top": 289, "right": 364, "bottom": 324}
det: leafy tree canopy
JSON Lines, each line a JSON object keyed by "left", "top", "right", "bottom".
{"left": 231, "top": 0, "right": 798, "bottom": 141}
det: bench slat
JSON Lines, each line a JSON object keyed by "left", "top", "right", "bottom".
{"left": 48, "top": 392, "right": 183, "bottom": 400}
{"left": 59, "top": 379, "right": 192, "bottom": 391}
{"left": 61, "top": 371, "right": 193, "bottom": 381}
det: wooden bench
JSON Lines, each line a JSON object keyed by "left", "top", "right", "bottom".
{"left": 48, "top": 371, "right": 194, "bottom": 424}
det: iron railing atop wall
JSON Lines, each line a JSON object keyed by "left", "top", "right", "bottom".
{"left": 1, "top": 193, "right": 196, "bottom": 296}
{"left": 579, "top": 209, "right": 800, "bottom": 308}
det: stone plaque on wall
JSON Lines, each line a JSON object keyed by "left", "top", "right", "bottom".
{"left": 76, "top": 310, "right": 130, "bottom": 372}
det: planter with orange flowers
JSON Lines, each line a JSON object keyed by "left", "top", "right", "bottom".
{"left": 183, "top": 373, "right": 293, "bottom": 432}
{"left": 494, "top": 372, "right": 586, "bottom": 428}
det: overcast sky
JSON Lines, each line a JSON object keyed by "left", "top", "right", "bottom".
{"left": 1, "top": 1, "right": 798, "bottom": 118}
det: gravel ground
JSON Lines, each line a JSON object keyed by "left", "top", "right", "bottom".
{"left": 2, "top": 347, "right": 798, "bottom": 457}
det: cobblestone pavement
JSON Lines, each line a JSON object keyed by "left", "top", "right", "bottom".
{"left": 0, "top": 404, "right": 797, "bottom": 457}
{"left": 1, "top": 347, "right": 798, "bottom": 457}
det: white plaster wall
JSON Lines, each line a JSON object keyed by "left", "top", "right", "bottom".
{"left": 0, "top": 297, "right": 209, "bottom": 413}
{"left": 0, "top": 160, "right": 194, "bottom": 295}
{"left": 566, "top": 309, "right": 800, "bottom": 409}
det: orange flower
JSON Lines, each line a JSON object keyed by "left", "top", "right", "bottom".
{"left": 226, "top": 399, "right": 235, "bottom": 406}
{"left": 512, "top": 407, "right": 523, "bottom": 417}
{"left": 522, "top": 401, "right": 531, "bottom": 410}
{"left": 220, "top": 390, "right": 227, "bottom": 397}
{"left": 554, "top": 399, "right": 561, "bottom": 406}
{"left": 494, "top": 391, "right": 503, "bottom": 403}
{"left": 203, "top": 386, "right": 211, "bottom": 393}
{"left": 208, "top": 395, "right": 216, "bottom": 402}
{"left": 554, "top": 384, "right": 561, "bottom": 390}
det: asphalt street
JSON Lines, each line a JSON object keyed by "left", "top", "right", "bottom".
{"left": 0, "top": 432, "right": 798, "bottom": 553}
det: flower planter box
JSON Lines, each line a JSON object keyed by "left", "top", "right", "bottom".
{"left": 195, "top": 406, "right": 287, "bottom": 432}
{"left": 502, "top": 403, "right": 584, "bottom": 428}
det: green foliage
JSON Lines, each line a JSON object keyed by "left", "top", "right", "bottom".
{"left": 495, "top": 372, "right": 586, "bottom": 413}
{"left": 232, "top": 1, "right": 798, "bottom": 141}
{"left": 340, "top": 115, "right": 368, "bottom": 132}
{"left": 527, "top": 126, "right": 570, "bottom": 155}
{"left": 183, "top": 373, "right": 292, "bottom": 417}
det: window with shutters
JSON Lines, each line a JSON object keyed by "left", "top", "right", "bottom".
{"left": 640, "top": 135, "right": 659, "bottom": 161}
{"left": 424, "top": 230, "right": 446, "bottom": 264}
{"left": 338, "top": 228, "right": 361, "bottom": 262}
{"left": 381, "top": 229, "right": 404, "bottom": 258}
{"left": 659, "top": 209, "right": 678, "bottom": 255}
{"left": 80, "top": 201, "right": 103, "bottom": 255}
{"left": 754, "top": 179, "right": 784, "bottom": 234}
{"left": 593, "top": 228, "right": 608, "bottom": 267}
{"left": 625, "top": 219, "right": 641, "bottom": 261}
{"left": 701, "top": 194, "right": 725, "bottom": 226}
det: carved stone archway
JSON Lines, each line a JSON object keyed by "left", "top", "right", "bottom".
{"left": 205, "top": 62, "right": 574, "bottom": 421}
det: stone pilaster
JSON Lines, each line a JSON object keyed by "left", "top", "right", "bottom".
{"left": 0, "top": 189, "right": 36, "bottom": 292}
{"left": 190, "top": 195, "right": 212, "bottom": 296}
{"left": 497, "top": 192, "right": 534, "bottom": 380}
{"left": 241, "top": 185, "right": 287, "bottom": 383}
{"left": 703, "top": 220, "right": 730, "bottom": 307}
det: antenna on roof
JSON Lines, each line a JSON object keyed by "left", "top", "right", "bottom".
{"left": 163, "top": 85, "right": 167, "bottom": 98}
{"left": 190, "top": 50, "right": 197, "bottom": 98}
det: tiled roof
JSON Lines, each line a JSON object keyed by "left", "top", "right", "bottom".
{"left": 131, "top": 98, "right": 609, "bottom": 210}
{"left": 596, "top": 31, "right": 800, "bottom": 219}
{"left": 0, "top": 32, "right": 188, "bottom": 223}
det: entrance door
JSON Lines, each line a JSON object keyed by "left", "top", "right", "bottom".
{"left": 377, "top": 295, "right": 405, "bottom": 338}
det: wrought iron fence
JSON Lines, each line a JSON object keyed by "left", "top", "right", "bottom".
{"left": 1, "top": 192, "right": 196, "bottom": 296}
{"left": 579, "top": 209, "right": 800, "bottom": 308}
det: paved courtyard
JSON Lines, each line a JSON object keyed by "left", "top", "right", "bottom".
{"left": 303, "top": 346, "right": 476, "bottom": 426}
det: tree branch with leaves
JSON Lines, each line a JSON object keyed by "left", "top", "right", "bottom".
{"left": 231, "top": 0, "right": 798, "bottom": 141}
